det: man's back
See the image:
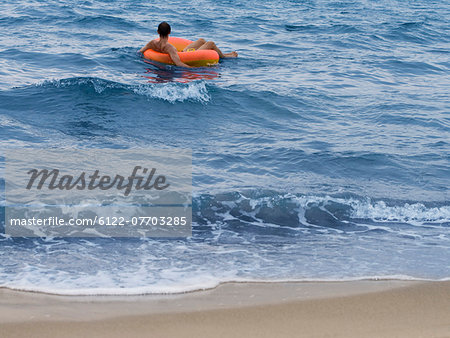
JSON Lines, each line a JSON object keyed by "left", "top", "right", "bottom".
{"left": 147, "top": 39, "right": 176, "bottom": 54}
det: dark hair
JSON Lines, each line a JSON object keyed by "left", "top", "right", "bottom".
{"left": 158, "top": 22, "right": 171, "bottom": 37}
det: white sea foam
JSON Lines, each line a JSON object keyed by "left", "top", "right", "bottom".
{"left": 133, "top": 81, "right": 210, "bottom": 103}
{"left": 1, "top": 275, "right": 447, "bottom": 296}
{"left": 290, "top": 195, "right": 450, "bottom": 224}
{"left": 349, "top": 200, "right": 450, "bottom": 224}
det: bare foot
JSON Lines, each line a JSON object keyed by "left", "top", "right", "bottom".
{"left": 224, "top": 51, "right": 238, "bottom": 58}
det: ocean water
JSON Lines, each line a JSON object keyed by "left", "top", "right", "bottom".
{"left": 0, "top": 0, "right": 449, "bottom": 294}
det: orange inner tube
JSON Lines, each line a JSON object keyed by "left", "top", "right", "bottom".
{"left": 143, "top": 37, "right": 219, "bottom": 67}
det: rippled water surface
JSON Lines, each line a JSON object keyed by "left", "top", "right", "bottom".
{"left": 0, "top": 0, "right": 449, "bottom": 294}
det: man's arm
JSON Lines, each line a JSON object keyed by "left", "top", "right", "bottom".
{"left": 139, "top": 40, "right": 155, "bottom": 54}
{"left": 167, "top": 46, "right": 191, "bottom": 68}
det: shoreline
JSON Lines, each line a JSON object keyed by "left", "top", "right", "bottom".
{"left": 1, "top": 275, "right": 445, "bottom": 296}
{"left": 1, "top": 280, "right": 449, "bottom": 337}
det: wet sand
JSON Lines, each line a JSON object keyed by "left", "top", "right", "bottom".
{"left": 1, "top": 280, "right": 449, "bottom": 338}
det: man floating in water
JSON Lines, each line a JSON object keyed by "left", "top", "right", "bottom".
{"left": 140, "top": 22, "right": 238, "bottom": 68}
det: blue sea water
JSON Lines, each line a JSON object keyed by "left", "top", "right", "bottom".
{"left": 0, "top": 0, "right": 449, "bottom": 294}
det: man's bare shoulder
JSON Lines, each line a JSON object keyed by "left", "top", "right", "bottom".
{"left": 148, "top": 39, "right": 158, "bottom": 48}
{"left": 163, "top": 43, "right": 178, "bottom": 54}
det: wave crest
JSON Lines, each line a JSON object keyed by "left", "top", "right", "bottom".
{"left": 133, "top": 81, "right": 210, "bottom": 103}
{"left": 36, "top": 77, "right": 210, "bottom": 103}
{"left": 194, "top": 191, "right": 450, "bottom": 228}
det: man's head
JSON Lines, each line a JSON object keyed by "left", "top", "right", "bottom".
{"left": 158, "top": 22, "right": 171, "bottom": 38}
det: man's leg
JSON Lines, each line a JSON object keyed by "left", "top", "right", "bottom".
{"left": 197, "top": 41, "right": 238, "bottom": 58}
{"left": 182, "top": 38, "right": 206, "bottom": 52}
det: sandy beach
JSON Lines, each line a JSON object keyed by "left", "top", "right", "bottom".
{"left": 1, "top": 280, "right": 449, "bottom": 338}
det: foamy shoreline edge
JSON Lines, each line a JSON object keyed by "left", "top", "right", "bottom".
{"left": 1, "top": 275, "right": 449, "bottom": 296}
